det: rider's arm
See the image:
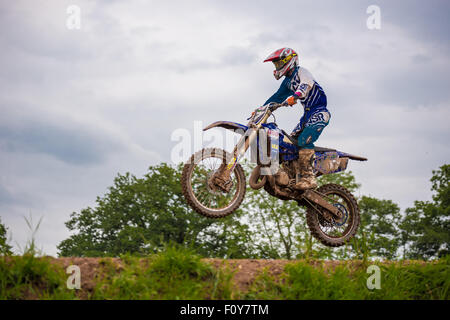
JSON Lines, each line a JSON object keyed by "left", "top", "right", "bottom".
{"left": 294, "top": 83, "right": 310, "bottom": 99}
{"left": 294, "top": 67, "right": 315, "bottom": 97}
{"left": 285, "top": 67, "right": 315, "bottom": 105}
{"left": 285, "top": 83, "right": 310, "bottom": 105}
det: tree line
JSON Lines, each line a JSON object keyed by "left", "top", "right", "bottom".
{"left": 1, "top": 164, "right": 448, "bottom": 260}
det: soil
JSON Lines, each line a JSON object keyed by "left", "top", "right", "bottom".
{"left": 51, "top": 257, "right": 124, "bottom": 299}
{"left": 205, "top": 258, "right": 294, "bottom": 292}
{"left": 47, "top": 257, "right": 379, "bottom": 298}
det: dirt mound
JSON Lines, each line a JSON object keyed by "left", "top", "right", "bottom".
{"left": 205, "top": 259, "right": 292, "bottom": 292}
{"left": 51, "top": 257, "right": 367, "bottom": 297}
{"left": 53, "top": 257, "right": 292, "bottom": 295}
{"left": 3, "top": 255, "right": 442, "bottom": 300}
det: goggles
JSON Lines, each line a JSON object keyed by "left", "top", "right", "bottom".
{"left": 272, "top": 54, "right": 296, "bottom": 70}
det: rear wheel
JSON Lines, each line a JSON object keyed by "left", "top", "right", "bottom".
{"left": 306, "top": 183, "right": 360, "bottom": 247}
{"left": 181, "top": 148, "right": 246, "bottom": 218}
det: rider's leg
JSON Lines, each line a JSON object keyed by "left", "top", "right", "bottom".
{"left": 293, "top": 115, "right": 330, "bottom": 190}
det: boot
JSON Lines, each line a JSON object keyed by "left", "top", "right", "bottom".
{"left": 293, "top": 148, "right": 317, "bottom": 190}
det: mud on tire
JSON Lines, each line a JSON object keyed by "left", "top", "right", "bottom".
{"left": 181, "top": 148, "right": 246, "bottom": 218}
{"left": 306, "top": 183, "right": 360, "bottom": 247}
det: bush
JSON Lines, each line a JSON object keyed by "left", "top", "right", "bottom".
{"left": 0, "top": 255, "right": 76, "bottom": 299}
{"left": 91, "top": 244, "right": 235, "bottom": 299}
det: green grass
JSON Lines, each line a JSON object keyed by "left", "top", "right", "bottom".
{"left": 91, "top": 245, "right": 235, "bottom": 300}
{"left": 244, "top": 257, "right": 450, "bottom": 300}
{"left": 0, "top": 254, "right": 77, "bottom": 300}
{"left": 0, "top": 246, "right": 448, "bottom": 300}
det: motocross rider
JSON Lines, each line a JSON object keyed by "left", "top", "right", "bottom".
{"left": 263, "top": 47, "right": 330, "bottom": 190}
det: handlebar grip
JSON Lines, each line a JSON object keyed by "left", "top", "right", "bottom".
{"left": 269, "top": 102, "right": 288, "bottom": 111}
{"left": 268, "top": 104, "right": 278, "bottom": 111}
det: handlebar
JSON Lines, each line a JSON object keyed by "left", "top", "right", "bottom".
{"left": 248, "top": 100, "right": 293, "bottom": 121}
{"left": 268, "top": 102, "right": 288, "bottom": 112}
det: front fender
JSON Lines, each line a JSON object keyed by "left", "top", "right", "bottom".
{"left": 203, "top": 121, "right": 248, "bottom": 135}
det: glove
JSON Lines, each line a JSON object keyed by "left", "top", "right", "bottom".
{"left": 286, "top": 95, "right": 297, "bottom": 106}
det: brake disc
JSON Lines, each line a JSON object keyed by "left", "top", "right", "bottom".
{"left": 331, "top": 203, "right": 348, "bottom": 226}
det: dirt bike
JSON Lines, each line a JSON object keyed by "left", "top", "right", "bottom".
{"left": 181, "top": 102, "right": 367, "bottom": 247}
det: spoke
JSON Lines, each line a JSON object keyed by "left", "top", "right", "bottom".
{"left": 207, "top": 157, "right": 213, "bottom": 171}
{"left": 314, "top": 191, "right": 352, "bottom": 237}
{"left": 199, "top": 189, "right": 211, "bottom": 201}
{"left": 207, "top": 195, "right": 213, "bottom": 208}
{"left": 189, "top": 153, "right": 241, "bottom": 211}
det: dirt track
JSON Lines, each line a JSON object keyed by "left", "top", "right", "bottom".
{"left": 54, "top": 257, "right": 294, "bottom": 295}
{"left": 51, "top": 257, "right": 370, "bottom": 296}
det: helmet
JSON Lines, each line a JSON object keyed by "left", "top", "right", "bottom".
{"left": 263, "top": 48, "right": 298, "bottom": 80}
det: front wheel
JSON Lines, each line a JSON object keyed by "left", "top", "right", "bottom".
{"left": 306, "top": 183, "right": 360, "bottom": 247}
{"left": 181, "top": 148, "right": 246, "bottom": 218}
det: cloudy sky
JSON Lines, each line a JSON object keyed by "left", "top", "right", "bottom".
{"left": 1, "top": 0, "right": 449, "bottom": 256}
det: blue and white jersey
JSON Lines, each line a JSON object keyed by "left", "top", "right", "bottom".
{"left": 264, "top": 66, "right": 329, "bottom": 133}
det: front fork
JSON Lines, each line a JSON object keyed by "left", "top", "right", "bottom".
{"left": 213, "top": 127, "right": 259, "bottom": 192}
{"left": 213, "top": 110, "right": 273, "bottom": 192}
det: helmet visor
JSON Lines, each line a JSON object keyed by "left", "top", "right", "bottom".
{"left": 273, "top": 59, "right": 285, "bottom": 71}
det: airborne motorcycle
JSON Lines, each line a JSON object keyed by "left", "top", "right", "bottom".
{"left": 181, "top": 102, "right": 367, "bottom": 247}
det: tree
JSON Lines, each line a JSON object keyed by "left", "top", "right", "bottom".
{"left": 0, "top": 218, "right": 12, "bottom": 255}
{"left": 400, "top": 165, "right": 450, "bottom": 260}
{"left": 58, "top": 159, "right": 410, "bottom": 261}
{"left": 58, "top": 163, "right": 252, "bottom": 257}
{"left": 356, "top": 196, "right": 402, "bottom": 260}
{"left": 241, "top": 186, "right": 306, "bottom": 259}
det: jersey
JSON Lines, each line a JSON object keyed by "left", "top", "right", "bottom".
{"left": 264, "top": 66, "right": 329, "bottom": 134}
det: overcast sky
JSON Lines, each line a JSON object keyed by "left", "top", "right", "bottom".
{"left": 1, "top": 0, "right": 449, "bottom": 256}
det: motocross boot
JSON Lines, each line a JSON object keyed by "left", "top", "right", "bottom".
{"left": 293, "top": 148, "right": 317, "bottom": 190}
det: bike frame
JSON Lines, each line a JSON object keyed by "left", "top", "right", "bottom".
{"left": 203, "top": 103, "right": 368, "bottom": 184}
{"left": 219, "top": 105, "right": 274, "bottom": 180}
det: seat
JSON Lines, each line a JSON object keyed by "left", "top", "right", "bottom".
{"left": 314, "top": 146, "right": 337, "bottom": 152}
{"left": 281, "top": 131, "right": 339, "bottom": 153}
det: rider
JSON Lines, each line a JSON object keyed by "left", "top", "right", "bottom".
{"left": 263, "top": 47, "right": 330, "bottom": 190}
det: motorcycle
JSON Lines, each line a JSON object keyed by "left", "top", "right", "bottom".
{"left": 181, "top": 102, "right": 367, "bottom": 247}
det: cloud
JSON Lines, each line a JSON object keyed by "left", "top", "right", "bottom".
{"left": 0, "top": 100, "right": 129, "bottom": 165}
{"left": 0, "top": 119, "right": 118, "bottom": 166}
{"left": 0, "top": 184, "right": 24, "bottom": 206}
{"left": 0, "top": 0, "right": 448, "bottom": 256}
{"left": 378, "top": 0, "right": 450, "bottom": 52}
